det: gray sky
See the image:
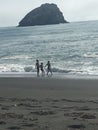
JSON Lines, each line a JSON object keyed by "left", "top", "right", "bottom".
{"left": 0, "top": 0, "right": 98, "bottom": 27}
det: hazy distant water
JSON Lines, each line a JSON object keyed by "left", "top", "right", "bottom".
{"left": 0, "top": 20, "right": 98, "bottom": 76}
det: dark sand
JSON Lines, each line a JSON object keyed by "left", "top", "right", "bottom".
{"left": 0, "top": 76, "right": 98, "bottom": 130}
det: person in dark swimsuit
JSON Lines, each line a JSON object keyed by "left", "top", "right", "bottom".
{"left": 40, "top": 62, "right": 45, "bottom": 76}
{"left": 45, "top": 61, "right": 52, "bottom": 76}
{"left": 35, "top": 60, "right": 40, "bottom": 77}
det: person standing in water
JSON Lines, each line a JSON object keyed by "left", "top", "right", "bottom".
{"left": 45, "top": 61, "right": 52, "bottom": 76}
{"left": 40, "top": 62, "right": 45, "bottom": 76}
{"left": 35, "top": 60, "right": 40, "bottom": 77}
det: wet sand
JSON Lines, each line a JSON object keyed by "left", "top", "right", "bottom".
{"left": 0, "top": 76, "right": 98, "bottom": 130}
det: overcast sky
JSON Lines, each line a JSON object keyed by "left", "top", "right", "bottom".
{"left": 0, "top": 0, "right": 98, "bottom": 27}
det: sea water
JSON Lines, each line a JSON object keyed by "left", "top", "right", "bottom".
{"left": 0, "top": 20, "right": 98, "bottom": 76}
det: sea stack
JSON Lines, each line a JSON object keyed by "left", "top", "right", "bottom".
{"left": 18, "top": 3, "right": 68, "bottom": 27}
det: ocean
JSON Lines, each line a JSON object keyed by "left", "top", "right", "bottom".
{"left": 0, "top": 20, "right": 98, "bottom": 76}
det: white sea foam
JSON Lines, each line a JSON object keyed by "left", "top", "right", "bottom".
{"left": 2, "top": 55, "right": 32, "bottom": 60}
{"left": 83, "top": 52, "right": 98, "bottom": 58}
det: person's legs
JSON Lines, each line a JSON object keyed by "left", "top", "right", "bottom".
{"left": 37, "top": 69, "right": 39, "bottom": 77}
{"left": 42, "top": 70, "right": 45, "bottom": 76}
{"left": 47, "top": 69, "right": 49, "bottom": 76}
{"left": 50, "top": 70, "right": 52, "bottom": 76}
{"left": 50, "top": 71, "right": 52, "bottom": 76}
{"left": 49, "top": 69, "right": 52, "bottom": 76}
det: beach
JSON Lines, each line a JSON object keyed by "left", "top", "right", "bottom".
{"left": 0, "top": 11, "right": 98, "bottom": 130}
{"left": 0, "top": 75, "right": 98, "bottom": 130}
{"left": 0, "top": 5, "right": 98, "bottom": 130}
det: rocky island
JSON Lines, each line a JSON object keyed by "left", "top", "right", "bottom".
{"left": 18, "top": 3, "right": 68, "bottom": 27}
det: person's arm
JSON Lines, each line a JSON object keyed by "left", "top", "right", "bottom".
{"left": 44, "top": 64, "right": 47, "bottom": 67}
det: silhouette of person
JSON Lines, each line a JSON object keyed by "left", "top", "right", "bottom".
{"left": 40, "top": 62, "right": 45, "bottom": 76}
{"left": 35, "top": 60, "right": 40, "bottom": 77}
{"left": 45, "top": 61, "right": 52, "bottom": 76}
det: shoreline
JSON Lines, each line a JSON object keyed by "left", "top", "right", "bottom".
{"left": 0, "top": 72, "right": 98, "bottom": 79}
